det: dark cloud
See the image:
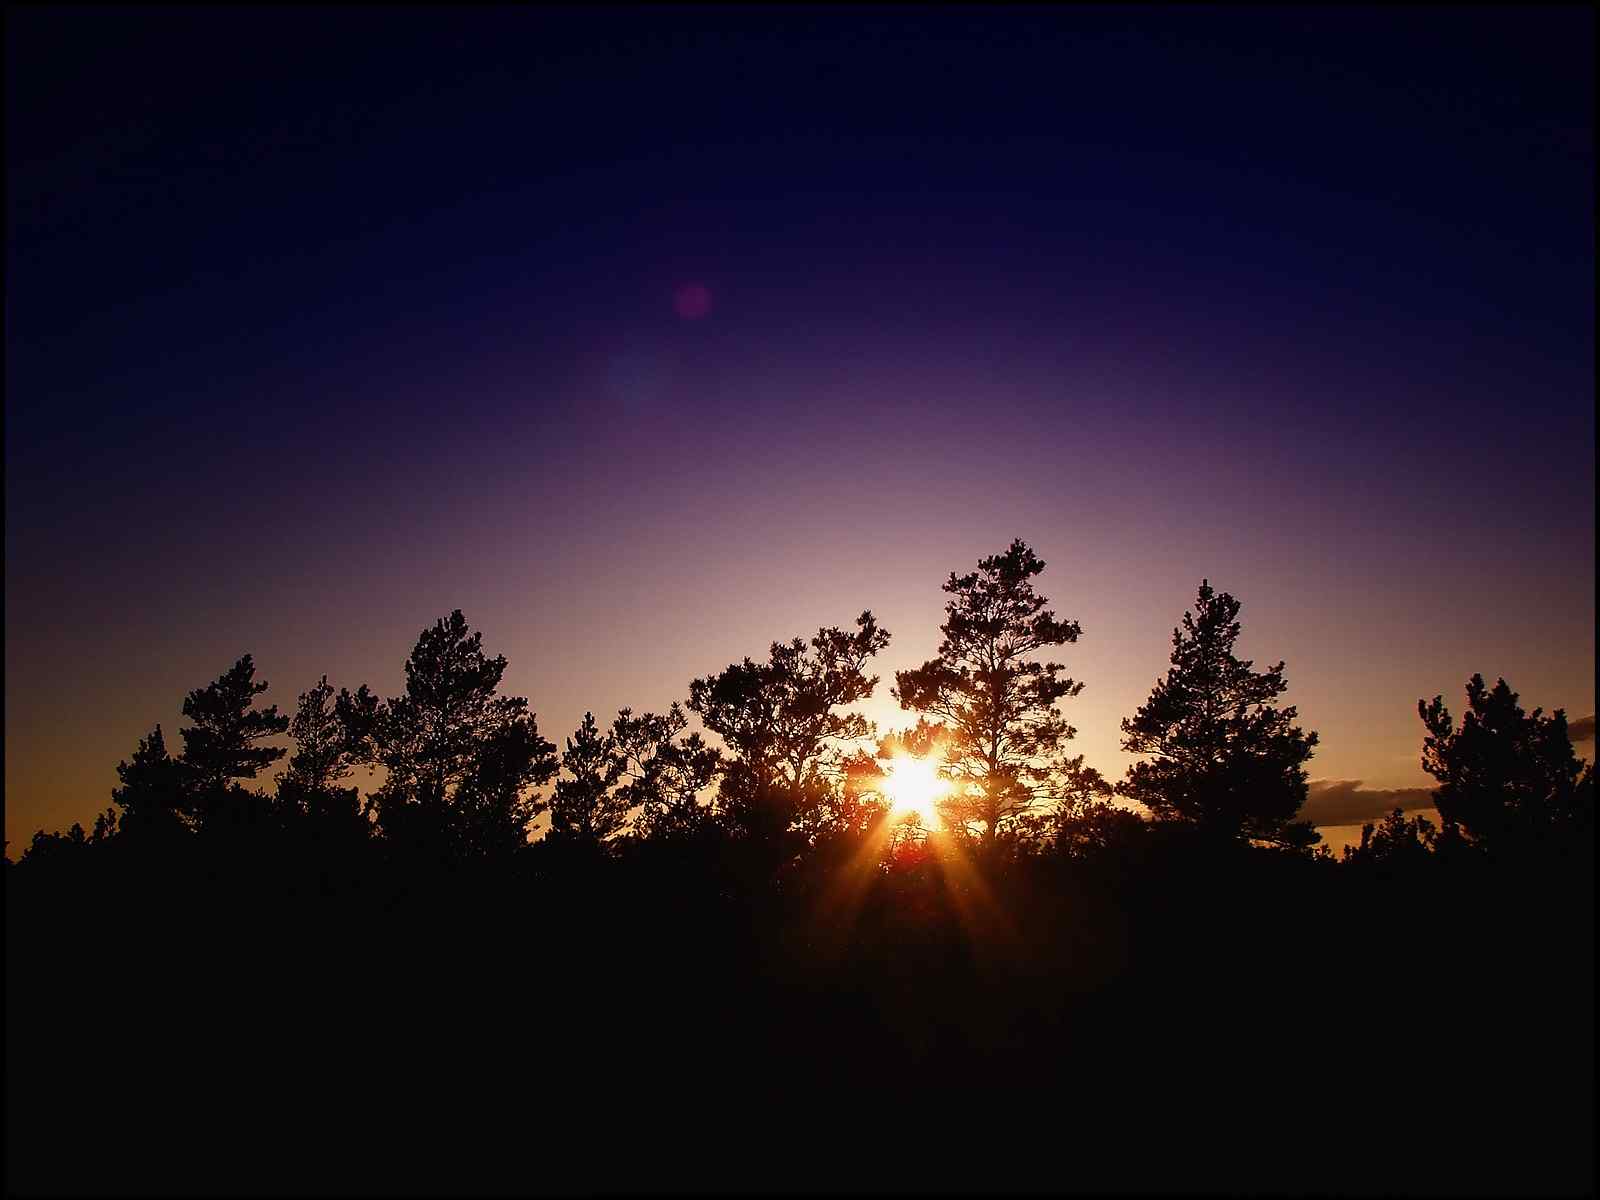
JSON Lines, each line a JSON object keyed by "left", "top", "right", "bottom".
{"left": 1568, "top": 714, "right": 1596, "bottom": 744}
{"left": 1303, "top": 780, "right": 1435, "bottom": 827}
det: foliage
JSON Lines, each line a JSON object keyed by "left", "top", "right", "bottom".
{"left": 795, "top": 749, "right": 892, "bottom": 849}
{"left": 612, "top": 705, "right": 722, "bottom": 842}
{"left": 894, "top": 539, "right": 1084, "bottom": 847}
{"left": 1051, "top": 793, "right": 1147, "bottom": 861}
{"left": 281, "top": 676, "right": 380, "bottom": 794}
{"left": 12, "top": 575, "right": 1597, "bottom": 1199}
{"left": 110, "top": 724, "right": 193, "bottom": 836}
{"left": 689, "top": 612, "right": 889, "bottom": 846}
{"left": 1341, "top": 807, "right": 1438, "bottom": 872}
{"left": 371, "top": 611, "right": 557, "bottom": 862}
{"left": 19, "top": 571, "right": 1595, "bottom": 894}
{"left": 1118, "top": 580, "right": 1319, "bottom": 847}
{"left": 1419, "top": 675, "right": 1594, "bottom": 858}
{"left": 276, "top": 676, "right": 381, "bottom": 838}
{"left": 549, "top": 712, "right": 633, "bottom": 846}
{"left": 179, "top": 655, "right": 290, "bottom": 793}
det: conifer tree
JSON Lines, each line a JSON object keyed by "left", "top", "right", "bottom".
{"left": 549, "top": 712, "right": 633, "bottom": 846}
{"left": 613, "top": 705, "right": 722, "bottom": 842}
{"left": 173, "top": 655, "right": 290, "bottom": 836}
{"left": 1419, "top": 674, "right": 1594, "bottom": 858}
{"left": 372, "top": 611, "right": 556, "bottom": 861}
{"left": 689, "top": 613, "right": 889, "bottom": 846}
{"left": 111, "top": 725, "right": 193, "bottom": 835}
{"left": 278, "top": 676, "right": 380, "bottom": 835}
{"left": 1118, "top": 581, "right": 1318, "bottom": 847}
{"left": 894, "top": 540, "right": 1084, "bottom": 848}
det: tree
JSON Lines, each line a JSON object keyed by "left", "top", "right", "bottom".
{"left": 371, "top": 611, "right": 557, "bottom": 862}
{"left": 688, "top": 612, "right": 889, "bottom": 848}
{"left": 178, "top": 655, "right": 290, "bottom": 831}
{"left": 894, "top": 539, "right": 1084, "bottom": 849}
{"left": 179, "top": 655, "right": 289, "bottom": 791}
{"left": 797, "top": 748, "right": 892, "bottom": 848}
{"left": 1048, "top": 764, "right": 1148, "bottom": 860}
{"left": 280, "top": 677, "right": 380, "bottom": 796}
{"left": 1419, "top": 675, "right": 1594, "bottom": 858}
{"left": 111, "top": 725, "right": 193, "bottom": 836}
{"left": 18, "top": 809, "right": 119, "bottom": 868}
{"left": 277, "top": 676, "right": 380, "bottom": 842}
{"left": 1341, "top": 807, "right": 1438, "bottom": 873}
{"left": 549, "top": 713, "right": 633, "bottom": 847}
{"left": 19, "top": 823, "right": 89, "bottom": 867}
{"left": 612, "top": 705, "right": 722, "bottom": 843}
{"left": 1118, "top": 580, "right": 1319, "bottom": 847}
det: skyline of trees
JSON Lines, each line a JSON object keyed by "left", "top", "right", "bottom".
{"left": 9, "top": 540, "right": 1592, "bottom": 1198}
{"left": 8, "top": 541, "right": 1593, "bottom": 865}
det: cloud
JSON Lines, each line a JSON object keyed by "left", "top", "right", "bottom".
{"left": 1303, "top": 779, "right": 1435, "bottom": 827}
{"left": 1569, "top": 714, "right": 1596, "bottom": 744}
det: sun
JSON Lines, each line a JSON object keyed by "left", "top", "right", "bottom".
{"left": 882, "top": 755, "right": 947, "bottom": 827}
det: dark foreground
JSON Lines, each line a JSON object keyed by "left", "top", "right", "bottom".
{"left": 7, "top": 839, "right": 1594, "bottom": 1196}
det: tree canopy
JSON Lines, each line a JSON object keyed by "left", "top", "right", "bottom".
{"left": 689, "top": 612, "right": 890, "bottom": 848}
{"left": 1420, "top": 674, "right": 1594, "bottom": 858}
{"left": 1118, "top": 580, "right": 1319, "bottom": 847}
{"left": 372, "top": 610, "right": 557, "bottom": 862}
{"left": 894, "top": 539, "right": 1084, "bottom": 848}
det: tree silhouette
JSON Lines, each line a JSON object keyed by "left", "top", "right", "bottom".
{"left": 1118, "top": 581, "right": 1319, "bottom": 847}
{"left": 18, "top": 807, "right": 120, "bottom": 867}
{"left": 549, "top": 712, "right": 633, "bottom": 847}
{"left": 277, "top": 676, "right": 380, "bottom": 847}
{"left": 689, "top": 612, "right": 889, "bottom": 848}
{"left": 178, "top": 655, "right": 289, "bottom": 833}
{"left": 371, "top": 611, "right": 557, "bottom": 862}
{"left": 894, "top": 539, "right": 1084, "bottom": 849}
{"left": 110, "top": 724, "right": 193, "bottom": 837}
{"left": 1047, "top": 765, "right": 1146, "bottom": 859}
{"left": 7, "top": 587, "right": 1596, "bottom": 1198}
{"left": 90, "top": 807, "right": 119, "bottom": 842}
{"left": 280, "top": 677, "right": 380, "bottom": 796}
{"left": 791, "top": 747, "right": 893, "bottom": 851}
{"left": 1341, "top": 807, "right": 1438, "bottom": 872}
{"left": 612, "top": 705, "right": 722, "bottom": 843}
{"left": 1419, "top": 675, "right": 1594, "bottom": 859}
{"left": 18, "top": 822, "right": 88, "bottom": 866}
{"left": 179, "top": 655, "right": 289, "bottom": 791}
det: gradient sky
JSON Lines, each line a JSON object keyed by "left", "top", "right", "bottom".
{"left": 7, "top": 6, "right": 1594, "bottom": 852}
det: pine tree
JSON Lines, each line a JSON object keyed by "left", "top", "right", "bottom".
{"left": 612, "top": 705, "right": 721, "bottom": 843}
{"left": 1341, "top": 807, "right": 1439, "bottom": 872}
{"left": 111, "top": 725, "right": 193, "bottom": 836}
{"left": 894, "top": 540, "right": 1084, "bottom": 848}
{"left": 281, "top": 677, "right": 379, "bottom": 796}
{"left": 1419, "top": 675, "right": 1594, "bottom": 858}
{"left": 689, "top": 613, "right": 889, "bottom": 847}
{"left": 372, "top": 611, "right": 557, "bottom": 862}
{"left": 278, "top": 676, "right": 380, "bottom": 838}
{"left": 1118, "top": 580, "right": 1319, "bottom": 847}
{"left": 179, "top": 655, "right": 289, "bottom": 788}
{"left": 549, "top": 712, "right": 633, "bottom": 846}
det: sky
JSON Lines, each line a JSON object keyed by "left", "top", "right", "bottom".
{"left": 6, "top": 6, "right": 1594, "bottom": 852}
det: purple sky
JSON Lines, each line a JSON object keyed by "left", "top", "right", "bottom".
{"left": 7, "top": 7, "right": 1594, "bottom": 850}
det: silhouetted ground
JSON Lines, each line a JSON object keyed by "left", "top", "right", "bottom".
{"left": 7, "top": 839, "right": 1593, "bottom": 1195}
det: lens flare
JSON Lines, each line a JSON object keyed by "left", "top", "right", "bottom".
{"left": 673, "top": 282, "right": 712, "bottom": 320}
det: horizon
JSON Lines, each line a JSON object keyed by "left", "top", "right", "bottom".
{"left": 6, "top": 549, "right": 1594, "bottom": 853}
{"left": 6, "top": 6, "right": 1595, "bottom": 852}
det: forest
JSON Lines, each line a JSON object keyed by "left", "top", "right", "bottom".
{"left": 7, "top": 540, "right": 1594, "bottom": 1195}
